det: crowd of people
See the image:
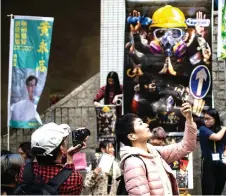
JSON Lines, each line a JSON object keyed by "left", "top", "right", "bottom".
{"left": 1, "top": 71, "right": 226, "bottom": 195}
{"left": 2, "top": 106, "right": 226, "bottom": 195}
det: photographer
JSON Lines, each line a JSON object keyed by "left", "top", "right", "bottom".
{"left": 115, "top": 102, "right": 197, "bottom": 195}
{"left": 18, "top": 123, "right": 89, "bottom": 195}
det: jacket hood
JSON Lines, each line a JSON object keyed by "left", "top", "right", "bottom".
{"left": 119, "top": 143, "right": 159, "bottom": 169}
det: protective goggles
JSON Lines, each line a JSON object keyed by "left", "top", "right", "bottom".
{"left": 153, "top": 28, "right": 184, "bottom": 40}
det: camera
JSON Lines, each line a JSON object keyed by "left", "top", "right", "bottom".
{"left": 72, "top": 127, "right": 91, "bottom": 147}
{"left": 115, "top": 98, "right": 122, "bottom": 106}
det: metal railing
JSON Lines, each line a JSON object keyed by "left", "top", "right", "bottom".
{"left": 1, "top": 106, "right": 97, "bottom": 152}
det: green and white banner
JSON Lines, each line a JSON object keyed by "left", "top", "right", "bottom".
{"left": 218, "top": 0, "right": 226, "bottom": 59}
{"left": 8, "top": 15, "right": 54, "bottom": 128}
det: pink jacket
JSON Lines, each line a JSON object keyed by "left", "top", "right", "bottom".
{"left": 120, "top": 121, "right": 197, "bottom": 196}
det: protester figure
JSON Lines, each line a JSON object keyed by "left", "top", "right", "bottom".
{"left": 1, "top": 154, "right": 24, "bottom": 195}
{"left": 199, "top": 108, "right": 226, "bottom": 195}
{"left": 84, "top": 140, "right": 121, "bottom": 195}
{"left": 149, "top": 126, "right": 167, "bottom": 146}
{"left": 115, "top": 102, "right": 197, "bottom": 195}
{"left": 94, "top": 71, "right": 123, "bottom": 107}
{"left": 18, "top": 142, "right": 33, "bottom": 163}
{"left": 10, "top": 75, "right": 41, "bottom": 123}
{"left": 18, "top": 122, "right": 88, "bottom": 195}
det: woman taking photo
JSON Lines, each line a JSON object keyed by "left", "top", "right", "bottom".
{"left": 199, "top": 108, "right": 226, "bottom": 195}
{"left": 115, "top": 102, "right": 197, "bottom": 195}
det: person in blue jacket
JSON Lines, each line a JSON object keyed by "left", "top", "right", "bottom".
{"left": 199, "top": 108, "right": 226, "bottom": 195}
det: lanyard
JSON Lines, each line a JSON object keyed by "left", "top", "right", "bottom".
{"left": 214, "top": 141, "right": 216, "bottom": 153}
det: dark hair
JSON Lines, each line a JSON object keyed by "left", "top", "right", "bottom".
{"left": 1, "top": 150, "right": 12, "bottom": 156}
{"left": 92, "top": 140, "right": 115, "bottom": 170}
{"left": 32, "top": 138, "right": 66, "bottom": 165}
{"left": 26, "top": 75, "right": 38, "bottom": 86}
{"left": 204, "top": 108, "right": 222, "bottom": 133}
{"left": 99, "top": 140, "right": 114, "bottom": 152}
{"left": 1, "top": 154, "right": 24, "bottom": 184}
{"left": 18, "top": 142, "right": 33, "bottom": 159}
{"left": 104, "top": 71, "right": 122, "bottom": 104}
{"left": 115, "top": 113, "right": 138, "bottom": 146}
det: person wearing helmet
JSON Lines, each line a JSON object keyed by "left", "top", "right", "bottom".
{"left": 124, "top": 4, "right": 211, "bottom": 132}
{"left": 127, "top": 5, "right": 211, "bottom": 76}
{"left": 150, "top": 5, "right": 187, "bottom": 28}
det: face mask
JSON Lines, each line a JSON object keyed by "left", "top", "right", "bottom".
{"left": 150, "top": 28, "right": 187, "bottom": 57}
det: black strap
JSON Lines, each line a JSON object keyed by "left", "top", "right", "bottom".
{"left": 47, "top": 167, "right": 73, "bottom": 190}
{"left": 23, "top": 162, "right": 73, "bottom": 191}
{"left": 124, "top": 154, "right": 148, "bottom": 178}
{"left": 23, "top": 162, "right": 35, "bottom": 183}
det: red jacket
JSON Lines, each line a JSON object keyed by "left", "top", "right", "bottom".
{"left": 18, "top": 162, "right": 83, "bottom": 195}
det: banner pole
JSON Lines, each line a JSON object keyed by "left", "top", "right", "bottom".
{"left": 7, "top": 14, "right": 14, "bottom": 150}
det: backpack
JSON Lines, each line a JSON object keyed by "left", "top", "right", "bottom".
{"left": 13, "top": 162, "right": 73, "bottom": 195}
{"left": 116, "top": 154, "right": 148, "bottom": 195}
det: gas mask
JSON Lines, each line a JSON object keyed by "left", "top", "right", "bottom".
{"left": 150, "top": 28, "right": 187, "bottom": 57}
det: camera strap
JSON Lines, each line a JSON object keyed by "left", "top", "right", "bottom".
{"left": 214, "top": 141, "right": 216, "bottom": 153}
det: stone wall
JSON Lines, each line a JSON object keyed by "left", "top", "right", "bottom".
{"left": 212, "top": 12, "right": 226, "bottom": 125}
{"left": 1, "top": 73, "right": 100, "bottom": 196}
{"left": 42, "top": 73, "right": 100, "bottom": 147}
{"left": 1, "top": 0, "right": 100, "bottom": 134}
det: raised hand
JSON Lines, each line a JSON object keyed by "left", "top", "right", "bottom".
{"left": 66, "top": 139, "right": 89, "bottom": 164}
{"left": 180, "top": 102, "right": 193, "bottom": 124}
{"left": 159, "top": 57, "right": 176, "bottom": 76}
{"left": 94, "top": 101, "right": 103, "bottom": 107}
{"left": 127, "top": 10, "right": 152, "bottom": 33}
{"left": 127, "top": 10, "right": 141, "bottom": 33}
{"left": 195, "top": 11, "right": 206, "bottom": 37}
{"left": 112, "top": 95, "right": 119, "bottom": 104}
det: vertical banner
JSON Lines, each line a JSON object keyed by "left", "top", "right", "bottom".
{"left": 124, "top": 0, "right": 213, "bottom": 132}
{"left": 95, "top": 105, "right": 117, "bottom": 142}
{"left": 8, "top": 15, "right": 54, "bottom": 128}
{"left": 218, "top": 0, "right": 226, "bottom": 58}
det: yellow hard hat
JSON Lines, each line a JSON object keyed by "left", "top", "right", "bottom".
{"left": 102, "top": 106, "right": 110, "bottom": 113}
{"left": 150, "top": 5, "right": 187, "bottom": 28}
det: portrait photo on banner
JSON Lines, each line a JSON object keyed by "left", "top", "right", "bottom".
{"left": 9, "top": 16, "right": 54, "bottom": 128}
